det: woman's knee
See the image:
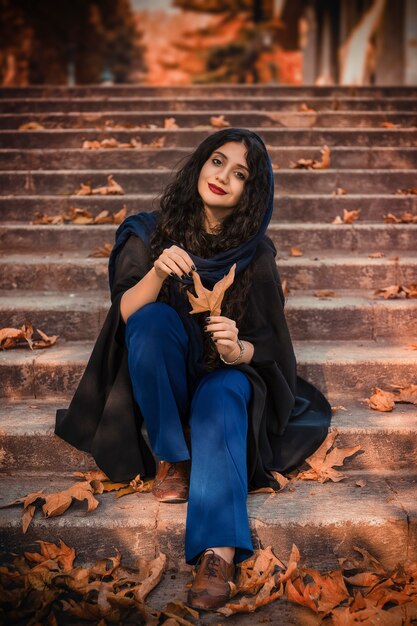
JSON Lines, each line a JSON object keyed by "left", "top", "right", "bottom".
{"left": 125, "top": 302, "right": 186, "bottom": 348}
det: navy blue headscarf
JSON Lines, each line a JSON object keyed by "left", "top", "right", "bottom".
{"left": 108, "top": 129, "right": 275, "bottom": 389}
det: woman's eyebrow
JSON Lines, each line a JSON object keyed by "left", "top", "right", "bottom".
{"left": 212, "top": 151, "right": 249, "bottom": 172}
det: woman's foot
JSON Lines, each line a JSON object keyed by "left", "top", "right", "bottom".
{"left": 186, "top": 548, "right": 236, "bottom": 610}
{"left": 151, "top": 459, "right": 190, "bottom": 503}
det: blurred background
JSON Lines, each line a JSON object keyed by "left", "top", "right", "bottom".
{"left": 0, "top": 0, "right": 416, "bottom": 86}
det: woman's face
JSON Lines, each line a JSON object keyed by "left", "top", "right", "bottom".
{"left": 197, "top": 141, "right": 249, "bottom": 225}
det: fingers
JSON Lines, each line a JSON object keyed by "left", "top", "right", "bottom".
{"left": 156, "top": 245, "right": 196, "bottom": 279}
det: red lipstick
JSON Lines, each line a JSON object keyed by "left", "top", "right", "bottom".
{"left": 208, "top": 183, "right": 227, "bottom": 195}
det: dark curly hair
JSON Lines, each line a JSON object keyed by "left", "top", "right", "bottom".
{"left": 148, "top": 127, "right": 271, "bottom": 371}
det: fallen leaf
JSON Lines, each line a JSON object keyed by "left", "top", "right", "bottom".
{"left": 164, "top": 117, "right": 179, "bottom": 129}
{"left": 18, "top": 121, "right": 45, "bottom": 130}
{"left": 368, "top": 251, "right": 385, "bottom": 258}
{"left": 380, "top": 121, "right": 401, "bottom": 128}
{"left": 395, "top": 187, "right": 417, "bottom": 195}
{"left": 88, "top": 243, "right": 113, "bottom": 258}
{"left": 314, "top": 290, "right": 336, "bottom": 298}
{"left": 187, "top": 264, "right": 236, "bottom": 316}
{"left": 331, "top": 405, "right": 347, "bottom": 412}
{"left": 296, "top": 430, "right": 361, "bottom": 483}
{"left": 355, "top": 479, "right": 367, "bottom": 488}
{"left": 290, "top": 247, "right": 303, "bottom": 256}
{"left": 75, "top": 175, "right": 124, "bottom": 196}
{"left": 210, "top": 114, "right": 230, "bottom": 128}
{"left": 289, "top": 145, "right": 330, "bottom": 169}
{"left": 332, "top": 187, "right": 347, "bottom": 195}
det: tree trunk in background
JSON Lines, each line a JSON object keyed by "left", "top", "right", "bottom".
{"left": 404, "top": 0, "right": 417, "bottom": 85}
{"left": 375, "top": 0, "right": 404, "bottom": 84}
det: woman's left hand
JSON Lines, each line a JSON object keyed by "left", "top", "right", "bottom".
{"left": 204, "top": 315, "right": 241, "bottom": 361}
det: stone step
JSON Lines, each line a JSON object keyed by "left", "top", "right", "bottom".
{"left": 2, "top": 289, "right": 416, "bottom": 341}
{"left": 1, "top": 85, "right": 417, "bottom": 98}
{"left": 2, "top": 128, "right": 416, "bottom": 149}
{"left": 0, "top": 339, "right": 415, "bottom": 399}
{"left": 1, "top": 222, "right": 416, "bottom": 253}
{"left": 1, "top": 96, "right": 417, "bottom": 114}
{"left": 0, "top": 472, "right": 415, "bottom": 572}
{"left": 1, "top": 398, "right": 416, "bottom": 475}
{"left": 1, "top": 252, "right": 415, "bottom": 291}
{"left": 1, "top": 147, "right": 417, "bottom": 171}
{"left": 1, "top": 111, "right": 417, "bottom": 131}
{"left": 0, "top": 169, "right": 415, "bottom": 196}
{"left": 1, "top": 193, "right": 415, "bottom": 223}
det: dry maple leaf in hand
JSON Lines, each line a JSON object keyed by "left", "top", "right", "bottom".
{"left": 187, "top": 263, "right": 236, "bottom": 316}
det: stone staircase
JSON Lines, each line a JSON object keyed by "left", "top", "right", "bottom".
{"left": 0, "top": 85, "right": 416, "bottom": 621}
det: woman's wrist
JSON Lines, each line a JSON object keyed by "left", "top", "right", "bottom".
{"left": 220, "top": 338, "right": 245, "bottom": 365}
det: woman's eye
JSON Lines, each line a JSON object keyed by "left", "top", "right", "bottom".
{"left": 211, "top": 158, "right": 246, "bottom": 180}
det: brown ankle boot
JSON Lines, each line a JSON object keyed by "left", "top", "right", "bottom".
{"left": 187, "top": 548, "right": 235, "bottom": 610}
{"left": 151, "top": 459, "right": 190, "bottom": 503}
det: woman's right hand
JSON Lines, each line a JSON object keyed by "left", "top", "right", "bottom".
{"left": 154, "top": 245, "right": 196, "bottom": 281}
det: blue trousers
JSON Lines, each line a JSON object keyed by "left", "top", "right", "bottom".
{"left": 124, "top": 301, "right": 254, "bottom": 566}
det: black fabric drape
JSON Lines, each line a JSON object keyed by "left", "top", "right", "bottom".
{"left": 55, "top": 233, "right": 332, "bottom": 489}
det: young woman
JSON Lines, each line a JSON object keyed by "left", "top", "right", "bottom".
{"left": 55, "top": 127, "right": 332, "bottom": 611}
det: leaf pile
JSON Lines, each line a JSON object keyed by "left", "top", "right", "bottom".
{"left": 0, "top": 470, "right": 154, "bottom": 534}
{"left": 186, "top": 263, "right": 236, "bottom": 316}
{"left": 82, "top": 136, "right": 166, "bottom": 149}
{"left": 218, "top": 543, "right": 417, "bottom": 623}
{"left": 75, "top": 175, "right": 125, "bottom": 196}
{"left": 0, "top": 539, "right": 178, "bottom": 625}
{"left": 32, "top": 206, "right": 127, "bottom": 226}
{"left": 332, "top": 209, "right": 361, "bottom": 224}
{"left": 364, "top": 384, "right": 417, "bottom": 412}
{"left": 289, "top": 144, "right": 330, "bottom": 169}
{"left": 0, "top": 321, "right": 58, "bottom": 350}
{"left": 373, "top": 283, "right": 417, "bottom": 299}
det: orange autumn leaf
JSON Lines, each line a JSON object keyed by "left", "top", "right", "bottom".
{"left": 290, "top": 247, "right": 303, "bottom": 256}
{"left": 296, "top": 430, "right": 361, "bottom": 483}
{"left": 75, "top": 175, "right": 125, "bottom": 196}
{"left": 289, "top": 144, "right": 330, "bottom": 170}
{"left": 365, "top": 387, "right": 396, "bottom": 411}
{"left": 187, "top": 263, "right": 236, "bottom": 316}
{"left": 210, "top": 114, "right": 230, "bottom": 128}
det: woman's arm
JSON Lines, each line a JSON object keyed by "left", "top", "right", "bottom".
{"left": 120, "top": 267, "right": 165, "bottom": 323}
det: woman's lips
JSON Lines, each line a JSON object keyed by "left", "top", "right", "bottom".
{"left": 208, "top": 183, "right": 227, "bottom": 195}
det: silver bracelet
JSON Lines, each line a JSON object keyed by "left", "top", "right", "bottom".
{"left": 219, "top": 338, "right": 245, "bottom": 365}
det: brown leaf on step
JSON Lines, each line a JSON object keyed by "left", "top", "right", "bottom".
{"left": 269, "top": 470, "right": 290, "bottom": 491}
{"left": 395, "top": 187, "right": 417, "bottom": 195}
{"left": 42, "top": 481, "right": 100, "bottom": 517}
{"left": 282, "top": 278, "right": 290, "bottom": 295}
{"left": 331, "top": 215, "right": 344, "bottom": 224}
{"left": 92, "top": 174, "right": 125, "bottom": 195}
{"left": 75, "top": 182, "right": 94, "bottom": 196}
{"left": 408, "top": 343, "right": 417, "bottom": 350}
{"left": 368, "top": 251, "right": 385, "bottom": 258}
{"left": 290, "top": 247, "right": 303, "bottom": 256}
{"left": 332, "top": 187, "right": 347, "bottom": 195}
{"left": 387, "top": 383, "right": 417, "bottom": 405}
{"left": 88, "top": 243, "right": 113, "bottom": 258}
{"left": 82, "top": 137, "right": 143, "bottom": 149}
{"left": 73, "top": 469, "right": 109, "bottom": 482}
{"left": 383, "top": 211, "right": 417, "bottom": 223}
{"left": 380, "top": 121, "right": 401, "bottom": 128}
{"left": 343, "top": 208, "right": 360, "bottom": 223}
{"left": 365, "top": 387, "right": 396, "bottom": 412}
{"left": 164, "top": 117, "right": 179, "bottom": 129}
{"left": 373, "top": 283, "right": 417, "bottom": 299}
{"left": 298, "top": 102, "right": 317, "bottom": 113}
{"left": 93, "top": 210, "right": 114, "bottom": 224}
{"left": 66, "top": 207, "right": 95, "bottom": 224}
{"left": 289, "top": 145, "right": 330, "bottom": 170}
{"left": 0, "top": 322, "right": 57, "bottom": 350}
{"left": 248, "top": 487, "right": 275, "bottom": 494}
{"left": 113, "top": 205, "right": 128, "bottom": 224}
{"left": 314, "top": 290, "right": 336, "bottom": 298}
{"left": 210, "top": 114, "right": 230, "bottom": 128}
{"left": 18, "top": 121, "right": 45, "bottom": 130}
{"left": 296, "top": 430, "right": 361, "bottom": 483}
{"left": 32, "top": 211, "right": 65, "bottom": 224}
{"left": 331, "top": 405, "right": 347, "bottom": 412}
{"left": 355, "top": 479, "right": 367, "bottom": 487}
{"left": 187, "top": 263, "right": 236, "bottom": 316}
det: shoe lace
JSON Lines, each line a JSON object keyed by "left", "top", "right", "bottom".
{"left": 202, "top": 551, "right": 221, "bottom": 579}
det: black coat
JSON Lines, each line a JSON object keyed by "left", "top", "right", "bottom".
{"left": 55, "top": 233, "right": 332, "bottom": 488}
